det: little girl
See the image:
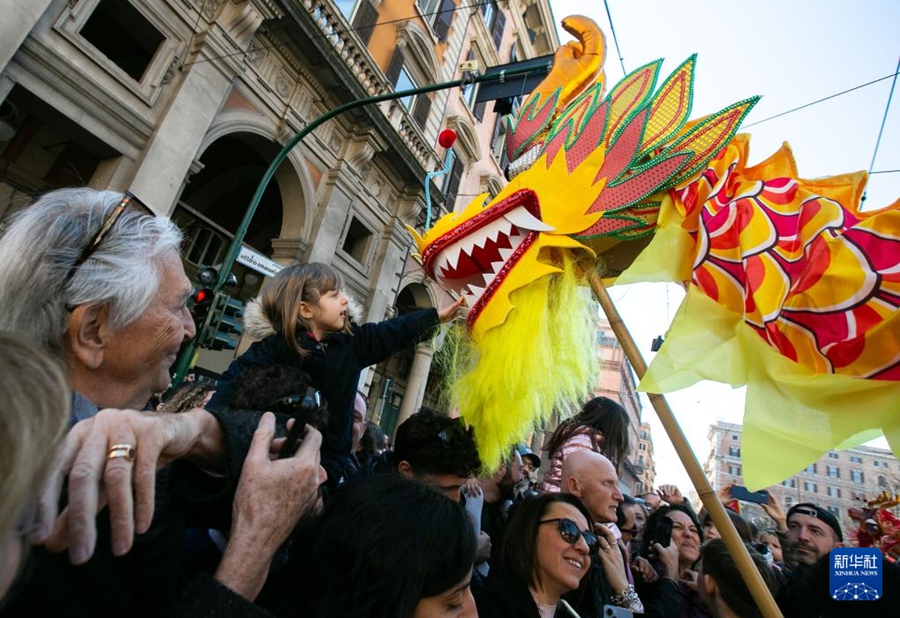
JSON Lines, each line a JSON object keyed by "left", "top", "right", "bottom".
{"left": 208, "top": 262, "right": 462, "bottom": 486}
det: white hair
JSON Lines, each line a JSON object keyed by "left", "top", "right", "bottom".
{"left": 0, "top": 188, "right": 183, "bottom": 353}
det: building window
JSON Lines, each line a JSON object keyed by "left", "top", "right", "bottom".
{"left": 878, "top": 475, "right": 887, "bottom": 486}
{"left": 394, "top": 66, "right": 417, "bottom": 110}
{"left": 850, "top": 456, "right": 863, "bottom": 463}
{"left": 386, "top": 59, "right": 432, "bottom": 130}
{"left": 347, "top": 0, "right": 379, "bottom": 46}
{"left": 803, "top": 481, "right": 817, "bottom": 493}
{"left": 729, "top": 446, "right": 741, "bottom": 457}
{"left": 827, "top": 465, "right": 839, "bottom": 478}
{"left": 341, "top": 216, "right": 373, "bottom": 263}
{"left": 874, "top": 461, "right": 888, "bottom": 468}
{"left": 851, "top": 470, "right": 864, "bottom": 483}
{"left": 827, "top": 486, "right": 842, "bottom": 498}
{"left": 732, "top": 434, "right": 740, "bottom": 441}
{"left": 784, "top": 496, "right": 794, "bottom": 507}
{"left": 728, "top": 465, "right": 741, "bottom": 476}
{"left": 462, "top": 49, "right": 484, "bottom": 119}
{"left": 782, "top": 479, "right": 797, "bottom": 488}
{"left": 418, "top": 0, "right": 455, "bottom": 41}
{"left": 805, "top": 463, "right": 817, "bottom": 474}
{"left": 335, "top": 0, "right": 357, "bottom": 18}
{"left": 639, "top": 443, "right": 647, "bottom": 451}
{"left": 79, "top": 0, "right": 165, "bottom": 82}
{"left": 828, "top": 452, "right": 839, "bottom": 459}
{"left": 185, "top": 227, "right": 225, "bottom": 267}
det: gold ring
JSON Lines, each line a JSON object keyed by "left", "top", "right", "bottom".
{"left": 107, "top": 444, "right": 135, "bottom": 462}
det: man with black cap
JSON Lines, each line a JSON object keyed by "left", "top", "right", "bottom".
{"left": 514, "top": 444, "right": 541, "bottom": 500}
{"left": 784, "top": 502, "right": 843, "bottom": 568}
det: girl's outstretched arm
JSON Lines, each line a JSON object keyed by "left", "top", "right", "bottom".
{"left": 436, "top": 295, "right": 465, "bottom": 323}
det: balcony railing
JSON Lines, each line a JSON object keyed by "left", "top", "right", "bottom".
{"left": 301, "top": 1, "right": 438, "bottom": 171}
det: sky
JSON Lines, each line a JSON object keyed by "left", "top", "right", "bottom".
{"left": 548, "top": 0, "right": 900, "bottom": 494}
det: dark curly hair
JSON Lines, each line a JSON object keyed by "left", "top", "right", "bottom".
{"left": 394, "top": 407, "right": 481, "bottom": 478}
{"left": 230, "top": 365, "right": 328, "bottom": 431}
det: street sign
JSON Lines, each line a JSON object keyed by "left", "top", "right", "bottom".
{"left": 236, "top": 245, "right": 282, "bottom": 277}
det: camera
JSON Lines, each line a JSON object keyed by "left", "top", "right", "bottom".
{"left": 272, "top": 387, "right": 322, "bottom": 459}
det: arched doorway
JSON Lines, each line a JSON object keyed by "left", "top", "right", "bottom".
{"left": 174, "top": 132, "right": 295, "bottom": 299}
{"left": 173, "top": 130, "right": 306, "bottom": 374}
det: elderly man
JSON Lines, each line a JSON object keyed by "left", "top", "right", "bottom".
{"left": 561, "top": 450, "right": 643, "bottom": 615}
{"left": 0, "top": 188, "right": 324, "bottom": 616}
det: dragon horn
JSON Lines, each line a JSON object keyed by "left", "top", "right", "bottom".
{"left": 531, "top": 15, "right": 606, "bottom": 109}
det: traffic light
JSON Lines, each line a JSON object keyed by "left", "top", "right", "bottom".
{"left": 189, "top": 287, "right": 215, "bottom": 332}
{"left": 199, "top": 293, "right": 245, "bottom": 351}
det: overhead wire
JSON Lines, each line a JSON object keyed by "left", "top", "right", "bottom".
{"left": 602, "top": 0, "right": 627, "bottom": 76}
{"left": 867, "top": 56, "right": 900, "bottom": 176}
{"left": 742, "top": 70, "right": 900, "bottom": 129}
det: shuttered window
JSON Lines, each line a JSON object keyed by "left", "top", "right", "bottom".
{"left": 412, "top": 94, "right": 432, "bottom": 129}
{"left": 353, "top": 0, "right": 378, "bottom": 46}
{"left": 491, "top": 9, "right": 506, "bottom": 50}
{"left": 432, "top": 0, "right": 455, "bottom": 42}
{"left": 442, "top": 156, "right": 464, "bottom": 203}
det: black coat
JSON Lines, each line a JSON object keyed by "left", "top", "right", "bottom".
{"left": 475, "top": 572, "right": 579, "bottom": 618}
{"left": 208, "top": 309, "right": 439, "bottom": 484}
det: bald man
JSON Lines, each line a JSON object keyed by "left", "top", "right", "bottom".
{"left": 561, "top": 450, "right": 624, "bottom": 525}
{"left": 561, "top": 450, "right": 644, "bottom": 614}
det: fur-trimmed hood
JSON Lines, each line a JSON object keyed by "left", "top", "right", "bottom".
{"left": 240, "top": 291, "right": 365, "bottom": 342}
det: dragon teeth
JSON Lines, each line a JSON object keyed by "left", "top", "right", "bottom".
{"left": 498, "top": 247, "right": 515, "bottom": 262}
{"left": 480, "top": 217, "right": 513, "bottom": 245}
{"left": 459, "top": 234, "right": 480, "bottom": 257}
{"left": 504, "top": 206, "right": 554, "bottom": 232}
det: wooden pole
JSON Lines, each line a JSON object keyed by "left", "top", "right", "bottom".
{"left": 588, "top": 271, "right": 782, "bottom": 618}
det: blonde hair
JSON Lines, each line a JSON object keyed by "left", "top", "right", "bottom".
{"left": 0, "top": 332, "right": 70, "bottom": 541}
{"left": 257, "top": 262, "right": 350, "bottom": 355}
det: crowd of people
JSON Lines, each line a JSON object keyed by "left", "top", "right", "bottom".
{"left": 0, "top": 187, "right": 898, "bottom": 617}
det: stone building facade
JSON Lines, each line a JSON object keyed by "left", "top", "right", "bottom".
{"left": 705, "top": 421, "right": 899, "bottom": 536}
{"left": 0, "top": 0, "right": 558, "bottom": 435}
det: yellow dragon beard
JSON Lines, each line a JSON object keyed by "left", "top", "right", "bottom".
{"left": 440, "top": 252, "right": 597, "bottom": 470}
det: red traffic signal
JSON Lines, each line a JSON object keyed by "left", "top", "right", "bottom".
{"left": 190, "top": 287, "right": 215, "bottom": 331}
{"left": 194, "top": 288, "right": 211, "bottom": 304}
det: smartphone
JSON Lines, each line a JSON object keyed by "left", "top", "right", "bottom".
{"left": 271, "top": 388, "right": 321, "bottom": 459}
{"left": 730, "top": 485, "right": 769, "bottom": 504}
{"left": 651, "top": 517, "right": 673, "bottom": 548}
{"left": 602, "top": 605, "right": 634, "bottom": 617}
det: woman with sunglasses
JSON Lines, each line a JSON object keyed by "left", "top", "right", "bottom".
{"left": 475, "top": 493, "right": 595, "bottom": 617}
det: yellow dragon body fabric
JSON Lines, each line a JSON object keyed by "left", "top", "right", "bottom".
{"left": 411, "top": 16, "right": 899, "bottom": 481}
